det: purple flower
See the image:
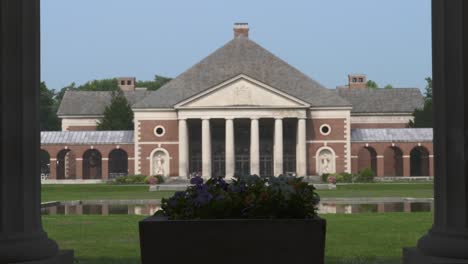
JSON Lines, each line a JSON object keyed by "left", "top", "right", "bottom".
{"left": 194, "top": 191, "right": 213, "bottom": 206}
{"left": 190, "top": 176, "right": 204, "bottom": 185}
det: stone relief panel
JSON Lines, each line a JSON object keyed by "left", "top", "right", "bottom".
{"left": 184, "top": 79, "right": 303, "bottom": 108}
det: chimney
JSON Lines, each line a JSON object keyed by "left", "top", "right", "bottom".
{"left": 118, "top": 77, "right": 136, "bottom": 91}
{"left": 234, "top": 23, "right": 249, "bottom": 38}
{"left": 348, "top": 74, "right": 367, "bottom": 89}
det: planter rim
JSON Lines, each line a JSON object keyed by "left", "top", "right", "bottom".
{"left": 140, "top": 215, "right": 325, "bottom": 222}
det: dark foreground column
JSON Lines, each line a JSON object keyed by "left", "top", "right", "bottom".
{"left": 403, "top": 0, "right": 468, "bottom": 263}
{"left": 0, "top": 1, "right": 73, "bottom": 263}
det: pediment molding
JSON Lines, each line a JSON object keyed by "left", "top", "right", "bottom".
{"left": 174, "top": 75, "right": 310, "bottom": 109}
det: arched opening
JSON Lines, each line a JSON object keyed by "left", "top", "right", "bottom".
{"left": 316, "top": 147, "right": 336, "bottom": 175}
{"left": 109, "top": 149, "right": 128, "bottom": 179}
{"left": 57, "top": 149, "right": 76, "bottom": 180}
{"left": 410, "top": 146, "right": 430, "bottom": 176}
{"left": 83, "top": 149, "right": 102, "bottom": 179}
{"left": 40, "top": 150, "right": 51, "bottom": 179}
{"left": 357, "top": 147, "right": 377, "bottom": 175}
{"left": 151, "top": 148, "right": 170, "bottom": 177}
{"left": 384, "top": 146, "right": 403, "bottom": 176}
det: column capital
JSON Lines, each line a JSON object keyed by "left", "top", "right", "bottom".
{"left": 225, "top": 117, "right": 235, "bottom": 121}
{"left": 201, "top": 117, "right": 211, "bottom": 121}
{"left": 250, "top": 117, "right": 259, "bottom": 121}
{"left": 275, "top": 117, "right": 283, "bottom": 121}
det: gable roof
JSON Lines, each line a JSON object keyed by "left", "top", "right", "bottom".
{"left": 57, "top": 90, "right": 153, "bottom": 116}
{"left": 133, "top": 36, "right": 351, "bottom": 109}
{"left": 351, "top": 128, "right": 433, "bottom": 142}
{"left": 41, "top": 131, "right": 134, "bottom": 145}
{"left": 336, "top": 88, "right": 424, "bottom": 114}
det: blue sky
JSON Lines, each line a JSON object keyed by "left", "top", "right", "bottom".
{"left": 41, "top": 0, "right": 432, "bottom": 91}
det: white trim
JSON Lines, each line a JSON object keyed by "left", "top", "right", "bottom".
{"left": 174, "top": 74, "right": 311, "bottom": 109}
{"left": 319, "top": 124, "right": 332, "bottom": 136}
{"left": 177, "top": 108, "right": 307, "bottom": 120}
{"left": 138, "top": 141, "right": 179, "bottom": 145}
{"left": 154, "top": 125, "right": 166, "bottom": 137}
{"left": 132, "top": 108, "right": 176, "bottom": 112}
{"left": 351, "top": 155, "right": 358, "bottom": 159}
{"left": 307, "top": 140, "right": 347, "bottom": 144}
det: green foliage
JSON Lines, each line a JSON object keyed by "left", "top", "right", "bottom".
{"left": 136, "top": 75, "right": 172, "bottom": 91}
{"left": 366, "top": 80, "right": 379, "bottom": 89}
{"left": 424, "top": 77, "right": 432, "bottom": 99}
{"left": 384, "top": 84, "right": 393, "bottom": 89}
{"left": 322, "top": 173, "right": 331, "bottom": 183}
{"left": 97, "top": 90, "right": 134, "bottom": 130}
{"left": 110, "top": 175, "right": 147, "bottom": 185}
{"left": 409, "top": 77, "right": 433, "bottom": 128}
{"left": 78, "top": 78, "right": 119, "bottom": 92}
{"left": 40, "top": 82, "right": 61, "bottom": 131}
{"left": 157, "top": 175, "right": 320, "bottom": 220}
{"left": 357, "top": 168, "right": 375, "bottom": 182}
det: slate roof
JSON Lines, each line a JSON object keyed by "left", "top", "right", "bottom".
{"left": 133, "top": 36, "right": 351, "bottom": 109}
{"left": 351, "top": 128, "right": 433, "bottom": 142}
{"left": 57, "top": 90, "right": 153, "bottom": 116}
{"left": 336, "top": 88, "right": 424, "bottom": 114}
{"left": 41, "top": 131, "right": 134, "bottom": 145}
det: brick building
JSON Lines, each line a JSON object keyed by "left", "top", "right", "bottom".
{"left": 40, "top": 23, "right": 433, "bottom": 181}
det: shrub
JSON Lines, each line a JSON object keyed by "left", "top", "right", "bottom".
{"left": 321, "top": 173, "right": 330, "bottom": 183}
{"left": 357, "top": 168, "right": 375, "bottom": 182}
{"left": 110, "top": 174, "right": 147, "bottom": 185}
{"left": 144, "top": 175, "right": 166, "bottom": 185}
{"left": 155, "top": 175, "right": 320, "bottom": 220}
{"left": 327, "top": 175, "right": 337, "bottom": 184}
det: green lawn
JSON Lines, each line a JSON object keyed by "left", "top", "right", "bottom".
{"left": 42, "top": 183, "right": 433, "bottom": 202}
{"left": 43, "top": 212, "right": 433, "bottom": 264}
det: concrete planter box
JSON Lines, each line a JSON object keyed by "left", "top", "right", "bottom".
{"left": 139, "top": 216, "right": 326, "bottom": 264}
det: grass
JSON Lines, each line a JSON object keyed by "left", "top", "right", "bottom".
{"left": 43, "top": 212, "right": 433, "bottom": 264}
{"left": 41, "top": 183, "right": 433, "bottom": 202}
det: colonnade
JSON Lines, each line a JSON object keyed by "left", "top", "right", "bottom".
{"left": 178, "top": 117, "right": 307, "bottom": 179}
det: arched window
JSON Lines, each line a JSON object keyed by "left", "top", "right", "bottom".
{"left": 57, "top": 149, "right": 76, "bottom": 180}
{"left": 410, "top": 146, "right": 430, "bottom": 176}
{"left": 83, "top": 149, "right": 102, "bottom": 179}
{"left": 109, "top": 149, "right": 128, "bottom": 179}
{"left": 384, "top": 147, "right": 403, "bottom": 176}
{"left": 40, "top": 150, "right": 50, "bottom": 179}
{"left": 357, "top": 147, "right": 377, "bottom": 175}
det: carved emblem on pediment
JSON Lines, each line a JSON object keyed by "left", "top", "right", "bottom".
{"left": 233, "top": 84, "right": 252, "bottom": 105}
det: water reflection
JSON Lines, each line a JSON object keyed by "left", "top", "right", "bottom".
{"left": 42, "top": 202, "right": 161, "bottom": 216}
{"left": 318, "top": 202, "right": 432, "bottom": 214}
{"left": 41, "top": 201, "right": 433, "bottom": 216}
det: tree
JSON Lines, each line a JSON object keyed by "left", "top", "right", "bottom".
{"left": 366, "top": 80, "right": 378, "bottom": 89}
{"left": 40, "top": 82, "right": 61, "bottom": 131}
{"left": 137, "top": 75, "right": 172, "bottom": 91}
{"left": 424, "top": 77, "right": 432, "bottom": 100}
{"left": 384, "top": 84, "right": 393, "bottom": 89}
{"left": 97, "top": 90, "right": 134, "bottom": 130}
{"left": 78, "top": 78, "right": 119, "bottom": 91}
{"left": 409, "top": 77, "right": 433, "bottom": 128}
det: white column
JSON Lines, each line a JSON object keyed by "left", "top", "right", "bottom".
{"left": 250, "top": 118, "right": 260, "bottom": 175}
{"left": 201, "top": 118, "right": 212, "bottom": 179}
{"left": 178, "top": 119, "right": 189, "bottom": 178}
{"left": 296, "top": 118, "right": 307, "bottom": 176}
{"left": 273, "top": 118, "right": 283, "bottom": 176}
{"left": 225, "top": 118, "right": 235, "bottom": 180}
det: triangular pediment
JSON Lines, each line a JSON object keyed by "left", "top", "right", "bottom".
{"left": 175, "top": 75, "right": 310, "bottom": 109}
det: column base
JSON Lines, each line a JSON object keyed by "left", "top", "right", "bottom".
{"left": 403, "top": 247, "right": 468, "bottom": 264}
{"left": 17, "top": 250, "right": 74, "bottom": 264}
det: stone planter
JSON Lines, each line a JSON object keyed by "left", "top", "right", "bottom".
{"left": 139, "top": 216, "right": 326, "bottom": 264}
